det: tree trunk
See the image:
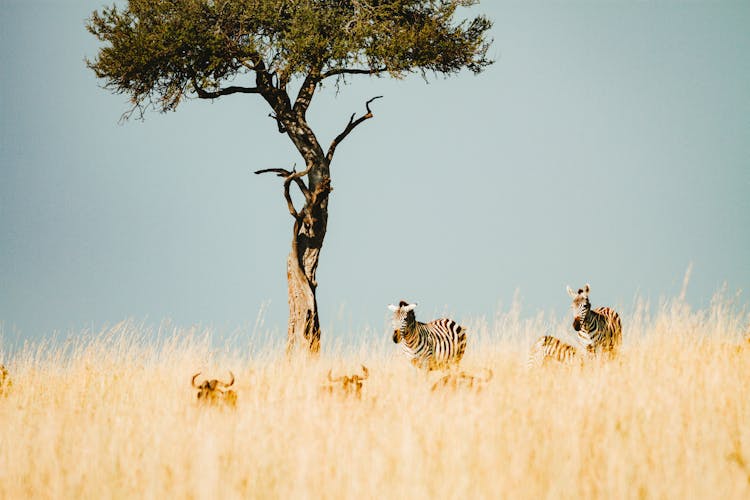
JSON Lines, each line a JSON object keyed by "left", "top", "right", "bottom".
{"left": 286, "top": 245, "right": 320, "bottom": 354}
{"left": 259, "top": 84, "right": 368, "bottom": 355}
{"left": 285, "top": 160, "right": 330, "bottom": 355}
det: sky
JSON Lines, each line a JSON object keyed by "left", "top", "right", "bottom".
{"left": 1, "top": 1, "right": 749, "bottom": 347}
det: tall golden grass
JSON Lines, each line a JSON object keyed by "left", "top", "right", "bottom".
{"left": 1, "top": 292, "right": 749, "bottom": 499}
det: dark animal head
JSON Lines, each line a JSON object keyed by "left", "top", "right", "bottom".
{"left": 431, "top": 368, "right": 494, "bottom": 392}
{"left": 191, "top": 371, "right": 236, "bottom": 405}
{"left": 325, "top": 365, "right": 369, "bottom": 397}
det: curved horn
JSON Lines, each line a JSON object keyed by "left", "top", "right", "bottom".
{"left": 219, "top": 371, "right": 235, "bottom": 388}
{"left": 360, "top": 365, "right": 369, "bottom": 380}
{"left": 191, "top": 372, "right": 202, "bottom": 388}
{"left": 482, "top": 368, "right": 494, "bottom": 382}
{"left": 328, "top": 369, "right": 344, "bottom": 383}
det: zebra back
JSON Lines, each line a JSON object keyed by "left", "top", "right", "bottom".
{"left": 400, "top": 319, "right": 467, "bottom": 370}
{"left": 583, "top": 306, "right": 622, "bottom": 357}
{"left": 389, "top": 301, "right": 467, "bottom": 370}
{"left": 528, "top": 335, "right": 580, "bottom": 368}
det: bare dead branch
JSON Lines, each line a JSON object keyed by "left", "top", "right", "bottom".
{"left": 286, "top": 166, "right": 313, "bottom": 204}
{"left": 321, "top": 67, "right": 389, "bottom": 79}
{"left": 288, "top": 166, "right": 313, "bottom": 180}
{"left": 255, "top": 166, "right": 314, "bottom": 220}
{"left": 282, "top": 178, "right": 299, "bottom": 219}
{"left": 254, "top": 167, "right": 311, "bottom": 196}
{"left": 268, "top": 112, "right": 288, "bottom": 133}
{"left": 326, "top": 96, "right": 383, "bottom": 162}
{"left": 254, "top": 168, "right": 293, "bottom": 177}
{"left": 192, "top": 79, "right": 262, "bottom": 99}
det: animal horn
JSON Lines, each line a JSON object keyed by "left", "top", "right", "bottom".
{"left": 360, "top": 365, "right": 369, "bottom": 380}
{"left": 482, "top": 368, "right": 494, "bottom": 382}
{"left": 191, "top": 372, "right": 202, "bottom": 388}
{"left": 219, "top": 371, "right": 235, "bottom": 388}
{"left": 328, "top": 369, "right": 344, "bottom": 383}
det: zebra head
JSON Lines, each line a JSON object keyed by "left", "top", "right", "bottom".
{"left": 388, "top": 300, "right": 417, "bottom": 343}
{"left": 567, "top": 284, "right": 591, "bottom": 331}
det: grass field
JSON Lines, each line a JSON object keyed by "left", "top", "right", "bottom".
{"left": 1, "top": 293, "right": 749, "bottom": 499}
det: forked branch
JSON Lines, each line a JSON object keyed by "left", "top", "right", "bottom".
{"left": 326, "top": 96, "right": 383, "bottom": 162}
{"left": 255, "top": 167, "right": 313, "bottom": 220}
{"left": 268, "top": 113, "right": 287, "bottom": 133}
{"left": 293, "top": 71, "right": 322, "bottom": 117}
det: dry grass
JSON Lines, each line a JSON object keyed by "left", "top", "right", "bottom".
{"left": 1, "top": 294, "right": 749, "bottom": 499}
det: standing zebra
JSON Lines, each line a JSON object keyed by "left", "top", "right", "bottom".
{"left": 388, "top": 301, "right": 467, "bottom": 370}
{"left": 527, "top": 335, "right": 581, "bottom": 368}
{"left": 567, "top": 284, "right": 622, "bottom": 358}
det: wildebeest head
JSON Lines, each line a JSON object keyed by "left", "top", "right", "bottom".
{"left": 325, "top": 365, "right": 369, "bottom": 398}
{"left": 191, "top": 371, "right": 236, "bottom": 406}
{"left": 431, "top": 368, "right": 494, "bottom": 392}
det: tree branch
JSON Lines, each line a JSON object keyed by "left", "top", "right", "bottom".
{"left": 192, "top": 78, "right": 261, "bottom": 99}
{"left": 293, "top": 72, "right": 321, "bottom": 117}
{"left": 254, "top": 166, "right": 313, "bottom": 219}
{"left": 284, "top": 167, "right": 313, "bottom": 203}
{"left": 268, "top": 113, "right": 287, "bottom": 133}
{"left": 254, "top": 168, "right": 292, "bottom": 176}
{"left": 326, "top": 96, "right": 383, "bottom": 162}
{"left": 321, "top": 67, "right": 389, "bottom": 79}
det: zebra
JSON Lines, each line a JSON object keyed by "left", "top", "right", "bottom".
{"left": 388, "top": 301, "right": 467, "bottom": 370}
{"left": 567, "top": 284, "right": 622, "bottom": 358}
{"left": 527, "top": 335, "right": 581, "bottom": 368}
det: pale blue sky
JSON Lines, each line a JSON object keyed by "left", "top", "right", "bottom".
{"left": 1, "top": 1, "right": 749, "bottom": 345}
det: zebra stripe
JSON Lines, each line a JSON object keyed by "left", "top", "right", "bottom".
{"left": 389, "top": 301, "right": 467, "bottom": 370}
{"left": 567, "top": 284, "right": 622, "bottom": 358}
{"left": 528, "top": 335, "right": 580, "bottom": 368}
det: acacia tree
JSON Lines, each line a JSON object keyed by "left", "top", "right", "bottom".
{"left": 87, "top": 0, "right": 492, "bottom": 354}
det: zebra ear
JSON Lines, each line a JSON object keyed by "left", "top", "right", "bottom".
{"left": 566, "top": 286, "right": 576, "bottom": 298}
{"left": 387, "top": 304, "right": 398, "bottom": 312}
{"left": 404, "top": 303, "right": 417, "bottom": 312}
{"left": 583, "top": 283, "right": 591, "bottom": 295}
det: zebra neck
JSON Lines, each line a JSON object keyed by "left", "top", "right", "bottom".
{"left": 400, "top": 322, "right": 424, "bottom": 349}
{"left": 579, "top": 309, "right": 598, "bottom": 334}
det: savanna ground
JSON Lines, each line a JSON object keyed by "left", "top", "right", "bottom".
{"left": 1, "top": 292, "right": 749, "bottom": 499}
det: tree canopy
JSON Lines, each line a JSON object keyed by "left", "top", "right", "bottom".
{"left": 87, "top": 0, "right": 493, "bottom": 353}
{"left": 87, "top": 0, "right": 493, "bottom": 118}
